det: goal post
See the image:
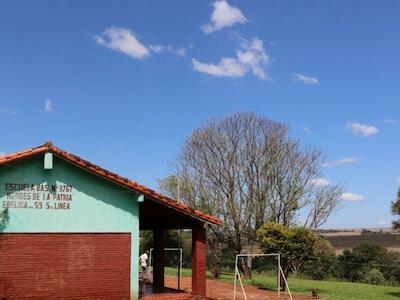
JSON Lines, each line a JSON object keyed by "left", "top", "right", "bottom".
{"left": 148, "top": 248, "right": 183, "bottom": 290}
{"left": 233, "top": 253, "right": 292, "bottom": 300}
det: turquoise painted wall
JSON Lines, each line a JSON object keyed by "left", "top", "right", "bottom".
{"left": 0, "top": 155, "right": 140, "bottom": 299}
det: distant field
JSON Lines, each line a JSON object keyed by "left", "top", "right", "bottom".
{"left": 321, "top": 227, "right": 395, "bottom": 236}
{"left": 325, "top": 232, "right": 400, "bottom": 254}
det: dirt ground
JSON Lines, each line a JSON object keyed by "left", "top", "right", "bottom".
{"left": 165, "top": 276, "right": 310, "bottom": 300}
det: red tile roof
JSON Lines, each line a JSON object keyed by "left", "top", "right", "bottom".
{"left": 0, "top": 142, "right": 222, "bottom": 226}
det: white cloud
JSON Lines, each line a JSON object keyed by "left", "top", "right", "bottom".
{"left": 322, "top": 157, "right": 359, "bottom": 168}
{"left": 311, "top": 178, "right": 331, "bottom": 186}
{"left": 303, "top": 127, "right": 311, "bottom": 133}
{"left": 175, "top": 47, "right": 187, "bottom": 58}
{"left": 346, "top": 122, "right": 379, "bottom": 137}
{"left": 202, "top": 0, "right": 248, "bottom": 34}
{"left": 376, "top": 220, "right": 389, "bottom": 226}
{"left": 341, "top": 192, "right": 364, "bottom": 202}
{"left": 148, "top": 45, "right": 163, "bottom": 53}
{"left": 292, "top": 73, "right": 319, "bottom": 85}
{"left": 396, "top": 177, "right": 400, "bottom": 184}
{"left": 95, "top": 27, "right": 150, "bottom": 59}
{"left": 192, "top": 37, "right": 269, "bottom": 80}
{"left": 379, "top": 119, "right": 397, "bottom": 124}
{"left": 0, "top": 107, "right": 16, "bottom": 115}
{"left": 149, "top": 45, "right": 187, "bottom": 58}
{"left": 44, "top": 99, "right": 54, "bottom": 113}
{"left": 193, "top": 57, "right": 245, "bottom": 77}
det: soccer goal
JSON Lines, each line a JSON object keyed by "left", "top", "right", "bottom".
{"left": 148, "top": 248, "right": 183, "bottom": 290}
{"left": 233, "top": 253, "right": 293, "bottom": 300}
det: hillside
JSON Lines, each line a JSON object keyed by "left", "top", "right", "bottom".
{"left": 319, "top": 228, "right": 400, "bottom": 254}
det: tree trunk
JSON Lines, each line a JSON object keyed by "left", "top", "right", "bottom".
{"left": 240, "top": 258, "right": 252, "bottom": 279}
{"left": 213, "top": 261, "right": 221, "bottom": 278}
{"left": 279, "top": 265, "right": 290, "bottom": 292}
{"left": 209, "top": 237, "right": 222, "bottom": 278}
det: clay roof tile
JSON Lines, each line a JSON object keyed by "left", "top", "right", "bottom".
{"left": 0, "top": 143, "right": 222, "bottom": 226}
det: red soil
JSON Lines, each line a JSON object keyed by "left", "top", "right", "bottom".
{"left": 164, "top": 276, "right": 311, "bottom": 300}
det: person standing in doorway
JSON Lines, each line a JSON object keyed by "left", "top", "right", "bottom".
{"left": 139, "top": 250, "right": 149, "bottom": 297}
{"left": 139, "top": 250, "right": 149, "bottom": 276}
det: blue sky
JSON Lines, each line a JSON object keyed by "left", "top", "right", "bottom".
{"left": 1, "top": 0, "right": 399, "bottom": 228}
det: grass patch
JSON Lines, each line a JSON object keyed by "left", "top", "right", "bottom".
{"left": 164, "top": 267, "right": 400, "bottom": 300}
{"left": 164, "top": 266, "right": 193, "bottom": 277}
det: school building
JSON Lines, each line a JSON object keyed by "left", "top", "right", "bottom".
{"left": 0, "top": 142, "right": 221, "bottom": 299}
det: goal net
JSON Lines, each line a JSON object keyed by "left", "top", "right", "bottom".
{"left": 233, "top": 253, "right": 292, "bottom": 300}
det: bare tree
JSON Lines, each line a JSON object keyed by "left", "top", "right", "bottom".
{"left": 159, "top": 113, "right": 342, "bottom": 277}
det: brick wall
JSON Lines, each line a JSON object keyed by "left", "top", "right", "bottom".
{"left": 191, "top": 226, "right": 206, "bottom": 299}
{"left": 0, "top": 233, "right": 131, "bottom": 299}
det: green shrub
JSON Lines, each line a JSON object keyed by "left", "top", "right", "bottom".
{"left": 362, "top": 268, "right": 386, "bottom": 285}
{"left": 302, "top": 237, "right": 337, "bottom": 280}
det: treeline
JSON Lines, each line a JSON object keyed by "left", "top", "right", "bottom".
{"left": 255, "top": 224, "right": 400, "bottom": 287}
{"left": 333, "top": 243, "right": 400, "bottom": 285}
{"left": 207, "top": 241, "right": 400, "bottom": 287}
{"left": 140, "top": 229, "right": 400, "bottom": 286}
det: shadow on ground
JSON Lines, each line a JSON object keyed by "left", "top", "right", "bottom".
{"left": 387, "top": 292, "right": 400, "bottom": 298}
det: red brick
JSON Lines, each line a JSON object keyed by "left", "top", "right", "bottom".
{"left": 191, "top": 226, "right": 206, "bottom": 299}
{"left": 0, "top": 233, "right": 130, "bottom": 299}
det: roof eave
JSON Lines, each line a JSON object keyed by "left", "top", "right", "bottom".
{"left": 0, "top": 143, "right": 222, "bottom": 226}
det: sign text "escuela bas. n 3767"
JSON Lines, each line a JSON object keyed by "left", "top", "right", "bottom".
{"left": 2, "top": 183, "right": 73, "bottom": 210}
